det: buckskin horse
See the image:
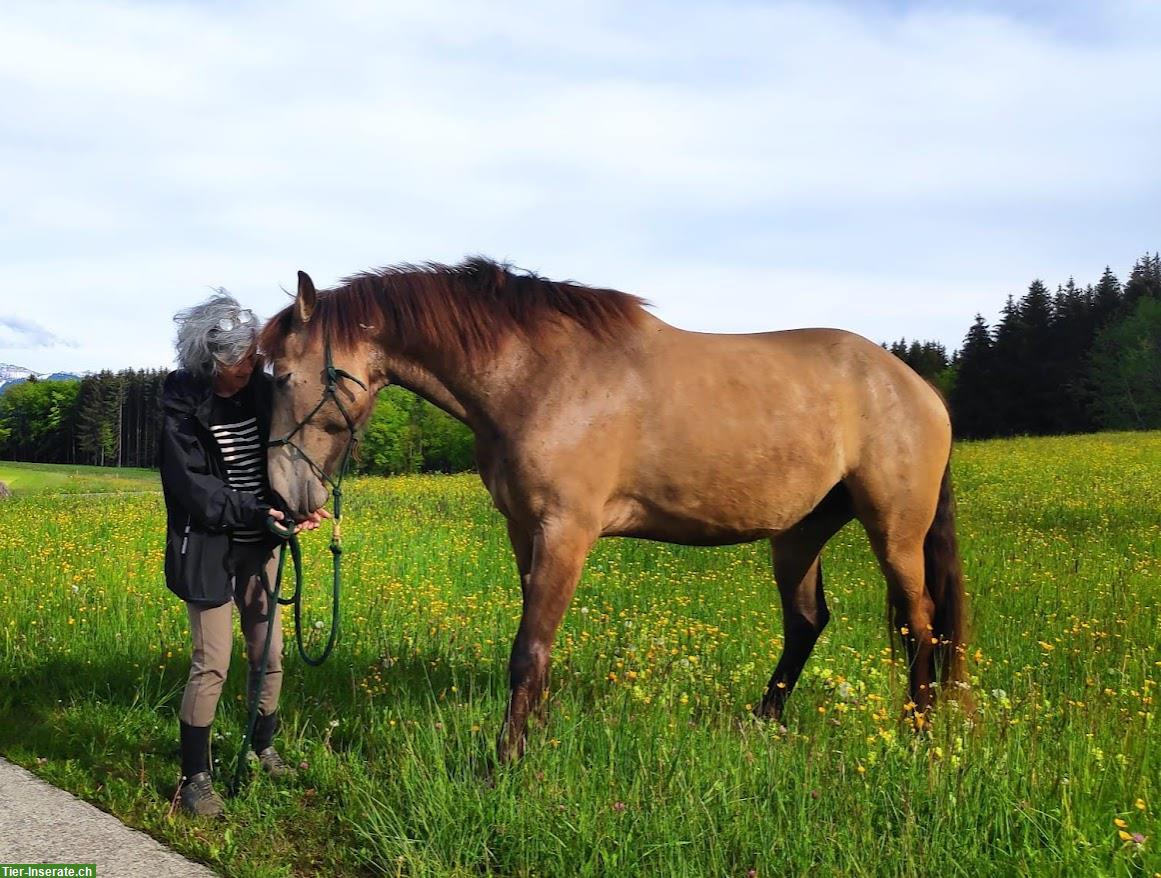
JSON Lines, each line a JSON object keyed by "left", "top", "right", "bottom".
{"left": 259, "top": 258, "right": 966, "bottom": 761}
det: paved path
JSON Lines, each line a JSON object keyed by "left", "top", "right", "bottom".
{"left": 0, "top": 758, "right": 217, "bottom": 877}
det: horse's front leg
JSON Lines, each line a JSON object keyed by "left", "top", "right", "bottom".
{"left": 498, "top": 519, "right": 592, "bottom": 763}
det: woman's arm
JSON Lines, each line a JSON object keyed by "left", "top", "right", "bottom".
{"left": 159, "top": 375, "right": 271, "bottom": 532}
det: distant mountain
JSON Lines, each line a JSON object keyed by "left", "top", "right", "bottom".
{"left": 0, "top": 364, "right": 36, "bottom": 382}
{"left": 0, "top": 363, "right": 82, "bottom": 394}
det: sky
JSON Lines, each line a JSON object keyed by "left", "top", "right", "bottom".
{"left": 1, "top": 0, "right": 1159, "bottom": 375}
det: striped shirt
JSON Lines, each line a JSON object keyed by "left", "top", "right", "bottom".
{"left": 210, "top": 391, "right": 267, "bottom": 544}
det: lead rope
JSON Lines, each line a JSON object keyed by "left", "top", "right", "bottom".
{"left": 228, "top": 340, "right": 358, "bottom": 796}
{"left": 227, "top": 492, "right": 346, "bottom": 795}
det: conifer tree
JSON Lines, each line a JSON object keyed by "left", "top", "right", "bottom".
{"left": 950, "top": 315, "right": 996, "bottom": 438}
{"left": 1019, "top": 280, "right": 1057, "bottom": 433}
{"left": 75, "top": 375, "right": 107, "bottom": 465}
{"left": 1091, "top": 266, "right": 1123, "bottom": 326}
{"left": 1052, "top": 278, "right": 1095, "bottom": 432}
{"left": 990, "top": 295, "right": 1025, "bottom": 435}
{"left": 1124, "top": 252, "right": 1161, "bottom": 307}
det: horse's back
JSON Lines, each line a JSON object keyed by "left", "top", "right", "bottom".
{"left": 599, "top": 323, "right": 950, "bottom": 541}
{"left": 639, "top": 322, "right": 946, "bottom": 458}
{"left": 485, "top": 318, "right": 950, "bottom": 543}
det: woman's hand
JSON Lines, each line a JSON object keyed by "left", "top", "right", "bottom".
{"left": 266, "top": 507, "right": 294, "bottom": 537}
{"left": 294, "top": 507, "right": 331, "bottom": 533}
{"left": 267, "top": 506, "right": 330, "bottom": 534}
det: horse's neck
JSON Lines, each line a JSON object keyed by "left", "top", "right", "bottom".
{"left": 382, "top": 356, "right": 472, "bottom": 425}
{"left": 381, "top": 335, "right": 542, "bottom": 437}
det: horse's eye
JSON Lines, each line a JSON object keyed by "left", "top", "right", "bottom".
{"left": 275, "top": 373, "right": 292, "bottom": 387}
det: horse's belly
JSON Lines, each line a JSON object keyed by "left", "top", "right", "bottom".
{"left": 601, "top": 484, "right": 816, "bottom": 546}
{"left": 606, "top": 519, "right": 770, "bottom": 547}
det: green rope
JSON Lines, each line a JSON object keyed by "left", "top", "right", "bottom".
{"left": 228, "top": 338, "right": 358, "bottom": 796}
{"left": 227, "top": 499, "right": 344, "bottom": 796}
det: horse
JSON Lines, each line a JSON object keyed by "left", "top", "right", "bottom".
{"left": 259, "top": 257, "right": 967, "bottom": 761}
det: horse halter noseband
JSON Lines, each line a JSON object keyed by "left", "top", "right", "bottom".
{"left": 266, "top": 338, "right": 367, "bottom": 526}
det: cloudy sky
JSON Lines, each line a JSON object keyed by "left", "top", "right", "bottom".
{"left": 1, "top": 0, "right": 1158, "bottom": 374}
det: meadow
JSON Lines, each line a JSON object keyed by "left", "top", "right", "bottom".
{"left": 0, "top": 460, "right": 158, "bottom": 494}
{"left": 0, "top": 433, "right": 1158, "bottom": 877}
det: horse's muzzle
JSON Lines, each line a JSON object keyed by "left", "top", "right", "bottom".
{"left": 267, "top": 446, "right": 329, "bottom": 520}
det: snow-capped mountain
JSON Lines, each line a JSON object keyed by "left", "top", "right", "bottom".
{"left": 0, "top": 363, "right": 82, "bottom": 393}
{"left": 0, "top": 364, "right": 36, "bottom": 382}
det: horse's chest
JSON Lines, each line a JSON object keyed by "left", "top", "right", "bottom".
{"left": 475, "top": 441, "right": 527, "bottom": 521}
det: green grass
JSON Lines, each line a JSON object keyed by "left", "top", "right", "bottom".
{"left": 0, "top": 460, "right": 159, "bottom": 494}
{"left": 0, "top": 434, "right": 1157, "bottom": 877}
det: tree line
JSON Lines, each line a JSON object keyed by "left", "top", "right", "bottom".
{"left": 885, "top": 252, "right": 1160, "bottom": 438}
{"left": 1, "top": 251, "right": 1158, "bottom": 471}
{"left": 0, "top": 370, "right": 473, "bottom": 475}
{"left": 0, "top": 370, "right": 168, "bottom": 468}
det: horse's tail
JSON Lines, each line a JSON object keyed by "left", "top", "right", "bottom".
{"left": 924, "top": 460, "right": 968, "bottom": 688}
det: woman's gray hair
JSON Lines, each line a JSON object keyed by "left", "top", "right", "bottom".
{"left": 173, "top": 289, "right": 258, "bottom": 378}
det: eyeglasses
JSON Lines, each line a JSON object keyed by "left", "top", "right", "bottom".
{"left": 215, "top": 309, "right": 256, "bottom": 333}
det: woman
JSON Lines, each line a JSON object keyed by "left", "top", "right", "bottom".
{"left": 160, "top": 291, "right": 323, "bottom": 817}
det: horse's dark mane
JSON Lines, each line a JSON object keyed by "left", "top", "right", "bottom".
{"left": 259, "top": 257, "right": 648, "bottom": 362}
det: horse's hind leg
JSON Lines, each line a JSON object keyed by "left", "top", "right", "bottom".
{"left": 755, "top": 549, "right": 827, "bottom": 721}
{"left": 756, "top": 487, "right": 853, "bottom": 721}
{"left": 867, "top": 531, "right": 938, "bottom": 720}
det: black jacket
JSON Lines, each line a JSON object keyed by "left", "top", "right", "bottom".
{"left": 159, "top": 369, "right": 275, "bottom": 605}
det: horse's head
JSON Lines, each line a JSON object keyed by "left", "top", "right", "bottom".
{"left": 262, "top": 271, "right": 380, "bottom": 520}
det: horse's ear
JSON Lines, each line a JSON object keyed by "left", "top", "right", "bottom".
{"left": 296, "top": 271, "right": 317, "bottom": 325}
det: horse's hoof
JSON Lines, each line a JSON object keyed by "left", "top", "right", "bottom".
{"left": 752, "top": 701, "right": 782, "bottom": 722}
{"left": 495, "top": 733, "right": 526, "bottom": 765}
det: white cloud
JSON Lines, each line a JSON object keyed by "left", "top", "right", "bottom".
{"left": 0, "top": 316, "right": 77, "bottom": 350}
{"left": 0, "top": 0, "right": 1158, "bottom": 373}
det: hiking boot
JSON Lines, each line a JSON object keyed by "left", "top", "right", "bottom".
{"left": 251, "top": 746, "right": 297, "bottom": 779}
{"left": 179, "top": 771, "right": 224, "bottom": 818}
